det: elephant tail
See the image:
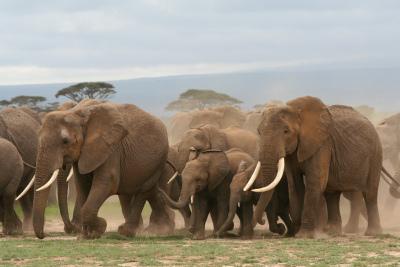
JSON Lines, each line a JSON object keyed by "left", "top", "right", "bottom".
{"left": 382, "top": 166, "right": 400, "bottom": 187}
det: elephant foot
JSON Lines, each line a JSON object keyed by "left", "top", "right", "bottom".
{"left": 192, "top": 231, "right": 205, "bottom": 240}
{"left": 365, "top": 226, "right": 382, "bottom": 236}
{"left": 64, "top": 222, "right": 82, "bottom": 235}
{"left": 118, "top": 223, "right": 138, "bottom": 237}
{"left": 343, "top": 223, "right": 360, "bottom": 234}
{"left": 270, "top": 223, "right": 286, "bottom": 236}
{"left": 296, "top": 228, "right": 315, "bottom": 239}
{"left": 82, "top": 217, "right": 107, "bottom": 239}
{"left": 145, "top": 222, "right": 174, "bottom": 235}
{"left": 285, "top": 227, "right": 296, "bottom": 237}
{"left": 3, "top": 221, "right": 23, "bottom": 236}
{"left": 323, "top": 223, "right": 342, "bottom": 236}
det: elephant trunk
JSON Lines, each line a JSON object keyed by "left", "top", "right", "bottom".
{"left": 252, "top": 152, "right": 280, "bottom": 226}
{"left": 216, "top": 190, "right": 241, "bottom": 236}
{"left": 33, "top": 146, "right": 63, "bottom": 239}
{"left": 57, "top": 166, "right": 73, "bottom": 232}
{"left": 33, "top": 165, "right": 54, "bottom": 239}
{"left": 159, "top": 188, "right": 191, "bottom": 209}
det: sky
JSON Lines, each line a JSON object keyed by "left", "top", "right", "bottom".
{"left": 0, "top": 0, "right": 400, "bottom": 85}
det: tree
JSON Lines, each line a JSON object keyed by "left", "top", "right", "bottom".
{"left": 165, "top": 89, "right": 242, "bottom": 112}
{"left": 0, "top": 95, "right": 47, "bottom": 110}
{"left": 55, "top": 82, "right": 116, "bottom": 102}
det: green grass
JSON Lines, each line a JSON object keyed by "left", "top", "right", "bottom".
{"left": 1, "top": 233, "right": 399, "bottom": 266}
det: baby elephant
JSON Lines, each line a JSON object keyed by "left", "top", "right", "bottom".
{"left": 217, "top": 149, "right": 294, "bottom": 238}
{"left": 0, "top": 138, "right": 24, "bottom": 235}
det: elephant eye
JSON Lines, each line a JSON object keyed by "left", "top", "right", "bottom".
{"left": 62, "top": 137, "right": 69, "bottom": 145}
{"left": 283, "top": 127, "right": 290, "bottom": 134}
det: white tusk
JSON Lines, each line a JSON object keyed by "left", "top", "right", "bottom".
{"left": 252, "top": 158, "right": 285, "bottom": 193}
{"left": 16, "top": 176, "right": 35, "bottom": 201}
{"left": 36, "top": 169, "right": 60, "bottom": 192}
{"left": 243, "top": 161, "right": 261, "bottom": 191}
{"left": 191, "top": 195, "right": 194, "bottom": 205}
{"left": 167, "top": 171, "right": 179, "bottom": 184}
{"left": 66, "top": 168, "right": 74, "bottom": 182}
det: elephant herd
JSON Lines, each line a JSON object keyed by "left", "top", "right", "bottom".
{"left": 1, "top": 96, "right": 399, "bottom": 240}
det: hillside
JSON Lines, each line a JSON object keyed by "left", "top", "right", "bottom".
{"left": 0, "top": 67, "right": 399, "bottom": 116}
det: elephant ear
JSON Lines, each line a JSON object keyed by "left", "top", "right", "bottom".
{"left": 207, "top": 152, "right": 231, "bottom": 191}
{"left": 201, "top": 125, "right": 229, "bottom": 151}
{"left": 76, "top": 103, "right": 128, "bottom": 174}
{"left": 287, "top": 96, "right": 332, "bottom": 162}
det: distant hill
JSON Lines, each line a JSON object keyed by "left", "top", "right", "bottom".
{"left": 1, "top": 67, "right": 399, "bottom": 116}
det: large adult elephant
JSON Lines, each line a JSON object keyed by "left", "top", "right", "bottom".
{"left": 31, "top": 100, "right": 171, "bottom": 239}
{"left": 0, "top": 107, "right": 40, "bottom": 231}
{"left": 245, "top": 96, "right": 383, "bottom": 238}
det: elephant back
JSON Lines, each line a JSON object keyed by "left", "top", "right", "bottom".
{"left": 0, "top": 108, "right": 40, "bottom": 166}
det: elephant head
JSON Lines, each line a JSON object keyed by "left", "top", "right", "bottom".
{"left": 176, "top": 125, "right": 228, "bottom": 173}
{"left": 33, "top": 100, "right": 128, "bottom": 238}
{"left": 245, "top": 96, "right": 332, "bottom": 225}
{"left": 160, "top": 150, "right": 230, "bottom": 209}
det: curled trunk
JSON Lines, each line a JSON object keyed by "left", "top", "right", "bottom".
{"left": 159, "top": 189, "right": 191, "bottom": 209}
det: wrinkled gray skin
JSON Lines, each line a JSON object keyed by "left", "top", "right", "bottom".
{"left": 160, "top": 150, "right": 232, "bottom": 240}
{"left": 0, "top": 138, "right": 24, "bottom": 235}
{"left": 32, "top": 100, "right": 171, "bottom": 239}
{"left": 254, "top": 97, "right": 383, "bottom": 238}
{"left": 0, "top": 107, "right": 40, "bottom": 231}
{"left": 176, "top": 124, "right": 259, "bottom": 174}
{"left": 340, "top": 113, "right": 400, "bottom": 233}
{"left": 168, "top": 106, "right": 246, "bottom": 145}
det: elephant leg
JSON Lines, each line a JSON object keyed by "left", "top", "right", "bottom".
{"left": 2, "top": 188, "right": 23, "bottom": 235}
{"left": 147, "top": 187, "right": 175, "bottom": 235}
{"left": 240, "top": 202, "right": 254, "bottom": 239}
{"left": 324, "top": 192, "right": 342, "bottom": 236}
{"left": 118, "top": 193, "right": 146, "bottom": 237}
{"left": 266, "top": 195, "right": 285, "bottom": 235}
{"left": 80, "top": 177, "right": 111, "bottom": 239}
{"left": 179, "top": 205, "right": 192, "bottom": 229}
{"left": 71, "top": 174, "right": 91, "bottom": 230}
{"left": 343, "top": 192, "right": 363, "bottom": 233}
{"left": 19, "top": 192, "right": 33, "bottom": 231}
{"left": 192, "top": 194, "right": 209, "bottom": 240}
{"left": 363, "top": 191, "right": 382, "bottom": 236}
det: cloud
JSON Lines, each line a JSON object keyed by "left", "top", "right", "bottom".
{"left": 0, "top": 0, "right": 399, "bottom": 84}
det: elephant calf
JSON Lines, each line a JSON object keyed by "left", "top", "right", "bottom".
{"left": 216, "top": 149, "right": 294, "bottom": 239}
{"left": 0, "top": 138, "right": 24, "bottom": 235}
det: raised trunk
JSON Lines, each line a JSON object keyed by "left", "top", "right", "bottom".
{"left": 252, "top": 158, "right": 278, "bottom": 226}
{"left": 216, "top": 191, "right": 240, "bottom": 235}
{"left": 57, "top": 166, "right": 73, "bottom": 232}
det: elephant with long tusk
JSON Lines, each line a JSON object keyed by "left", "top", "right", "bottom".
{"left": 251, "top": 96, "right": 384, "bottom": 238}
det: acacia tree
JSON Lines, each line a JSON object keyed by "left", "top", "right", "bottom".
{"left": 166, "top": 89, "right": 242, "bottom": 112}
{"left": 0, "top": 95, "right": 49, "bottom": 111}
{"left": 55, "top": 82, "right": 116, "bottom": 102}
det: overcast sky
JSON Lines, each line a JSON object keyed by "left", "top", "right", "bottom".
{"left": 0, "top": 0, "right": 399, "bottom": 85}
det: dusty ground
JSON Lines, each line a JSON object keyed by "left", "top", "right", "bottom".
{"left": 1, "top": 196, "right": 400, "bottom": 266}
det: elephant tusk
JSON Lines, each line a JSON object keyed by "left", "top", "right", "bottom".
{"left": 66, "top": 168, "right": 74, "bottom": 182}
{"left": 252, "top": 157, "right": 285, "bottom": 193}
{"left": 243, "top": 161, "right": 261, "bottom": 191}
{"left": 191, "top": 195, "right": 194, "bottom": 205}
{"left": 15, "top": 176, "right": 35, "bottom": 201}
{"left": 36, "top": 169, "right": 60, "bottom": 192}
{"left": 167, "top": 171, "right": 179, "bottom": 184}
